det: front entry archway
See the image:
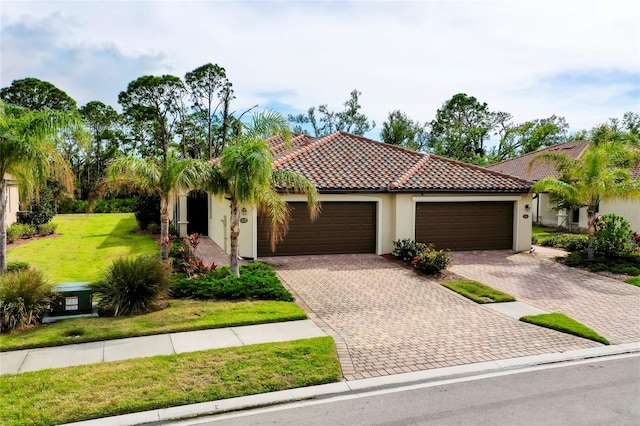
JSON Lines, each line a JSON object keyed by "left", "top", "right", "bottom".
{"left": 187, "top": 190, "right": 208, "bottom": 236}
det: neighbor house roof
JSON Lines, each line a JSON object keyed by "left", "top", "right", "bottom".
{"left": 486, "top": 140, "right": 640, "bottom": 181}
{"left": 266, "top": 132, "right": 531, "bottom": 193}
{"left": 486, "top": 140, "right": 590, "bottom": 181}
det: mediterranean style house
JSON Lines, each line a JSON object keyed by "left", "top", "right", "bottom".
{"left": 487, "top": 140, "right": 640, "bottom": 232}
{"left": 176, "top": 132, "right": 534, "bottom": 258}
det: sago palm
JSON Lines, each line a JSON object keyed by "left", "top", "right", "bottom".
{"left": 0, "top": 101, "right": 80, "bottom": 271}
{"left": 91, "top": 154, "right": 211, "bottom": 260}
{"left": 530, "top": 141, "right": 640, "bottom": 260}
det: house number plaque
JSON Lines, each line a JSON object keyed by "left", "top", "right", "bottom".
{"left": 523, "top": 214, "right": 529, "bottom": 219}
{"left": 240, "top": 218, "right": 248, "bottom": 223}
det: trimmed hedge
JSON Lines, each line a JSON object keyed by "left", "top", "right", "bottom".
{"left": 171, "top": 262, "right": 294, "bottom": 302}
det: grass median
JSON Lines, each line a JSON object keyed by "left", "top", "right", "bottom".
{"left": 0, "top": 299, "right": 307, "bottom": 351}
{"left": 520, "top": 312, "right": 610, "bottom": 345}
{"left": 441, "top": 280, "right": 516, "bottom": 303}
{"left": 0, "top": 336, "right": 340, "bottom": 426}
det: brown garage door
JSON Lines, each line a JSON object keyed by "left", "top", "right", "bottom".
{"left": 415, "top": 202, "right": 513, "bottom": 250}
{"left": 258, "top": 202, "right": 376, "bottom": 256}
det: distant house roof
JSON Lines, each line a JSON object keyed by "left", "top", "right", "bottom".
{"left": 486, "top": 140, "right": 590, "bottom": 181}
{"left": 266, "top": 132, "right": 531, "bottom": 193}
{"left": 486, "top": 140, "right": 640, "bottom": 181}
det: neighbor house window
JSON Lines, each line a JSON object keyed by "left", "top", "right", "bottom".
{"left": 572, "top": 208, "right": 580, "bottom": 223}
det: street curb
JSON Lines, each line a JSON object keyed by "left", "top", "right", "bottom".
{"left": 63, "top": 342, "right": 640, "bottom": 426}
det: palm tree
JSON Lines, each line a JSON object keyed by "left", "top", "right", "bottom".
{"left": 90, "top": 154, "right": 211, "bottom": 260}
{"left": 206, "top": 111, "right": 319, "bottom": 276}
{"left": 0, "top": 101, "right": 79, "bottom": 271}
{"left": 530, "top": 141, "right": 640, "bottom": 260}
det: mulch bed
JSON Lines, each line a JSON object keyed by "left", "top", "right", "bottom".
{"left": 380, "top": 253, "right": 464, "bottom": 283}
{"left": 6, "top": 234, "right": 61, "bottom": 250}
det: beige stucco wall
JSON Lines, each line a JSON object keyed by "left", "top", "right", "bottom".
{"left": 600, "top": 198, "right": 640, "bottom": 232}
{"left": 204, "top": 191, "right": 533, "bottom": 259}
{"left": 4, "top": 180, "right": 19, "bottom": 227}
{"left": 533, "top": 193, "right": 639, "bottom": 232}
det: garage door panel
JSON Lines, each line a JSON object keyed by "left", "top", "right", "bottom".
{"left": 258, "top": 202, "right": 376, "bottom": 256}
{"left": 416, "top": 202, "right": 513, "bottom": 251}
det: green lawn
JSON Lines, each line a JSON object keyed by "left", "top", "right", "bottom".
{"left": 0, "top": 299, "right": 307, "bottom": 351}
{"left": 532, "top": 226, "right": 557, "bottom": 238}
{"left": 0, "top": 337, "right": 340, "bottom": 426}
{"left": 520, "top": 312, "right": 610, "bottom": 345}
{"left": 441, "top": 280, "right": 516, "bottom": 303}
{"left": 7, "top": 213, "right": 157, "bottom": 282}
{"left": 624, "top": 276, "right": 640, "bottom": 287}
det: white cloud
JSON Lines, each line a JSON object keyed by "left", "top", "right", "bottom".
{"left": 2, "top": 0, "right": 639, "bottom": 135}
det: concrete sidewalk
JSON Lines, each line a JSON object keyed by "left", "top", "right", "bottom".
{"left": 0, "top": 320, "right": 325, "bottom": 375}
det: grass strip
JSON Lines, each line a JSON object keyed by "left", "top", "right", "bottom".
{"left": 520, "top": 312, "right": 610, "bottom": 345}
{"left": 0, "top": 337, "right": 340, "bottom": 426}
{"left": 441, "top": 280, "right": 516, "bottom": 303}
{"left": 0, "top": 300, "right": 306, "bottom": 351}
{"left": 7, "top": 213, "right": 158, "bottom": 283}
{"left": 624, "top": 277, "right": 640, "bottom": 287}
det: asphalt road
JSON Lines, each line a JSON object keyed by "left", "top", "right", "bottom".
{"left": 172, "top": 354, "right": 640, "bottom": 426}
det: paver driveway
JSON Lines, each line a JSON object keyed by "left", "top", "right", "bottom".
{"left": 264, "top": 254, "right": 598, "bottom": 381}
{"left": 450, "top": 247, "right": 640, "bottom": 345}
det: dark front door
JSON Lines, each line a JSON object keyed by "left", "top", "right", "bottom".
{"left": 258, "top": 202, "right": 376, "bottom": 256}
{"left": 187, "top": 191, "right": 208, "bottom": 236}
{"left": 415, "top": 202, "right": 513, "bottom": 250}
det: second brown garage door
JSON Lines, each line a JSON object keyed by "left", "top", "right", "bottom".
{"left": 258, "top": 202, "right": 376, "bottom": 256}
{"left": 415, "top": 202, "right": 513, "bottom": 250}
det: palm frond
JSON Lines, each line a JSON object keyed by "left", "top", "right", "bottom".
{"left": 271, "top": 169, "right": 320, "bottom": 220}
{"left": 246, "top": 110, "right": 291, "bottom": 145}
{"left": 257, "top": 188, "right": 290, "bottom": 252}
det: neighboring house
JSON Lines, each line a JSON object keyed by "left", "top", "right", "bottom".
{"left": 2, "top": 174, "right": 20, "bottom": 228}
{"left": 487, "top": 140, "right": 640, "bottom": 232}
{"left": 179, "top": 132, "right": 533, "bottom": 258}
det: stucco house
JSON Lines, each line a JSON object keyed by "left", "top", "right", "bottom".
{"left": 177, "top": 132, "right": 533, "bottom": 259}
{"left": 487, "top": 140, "right": 640, "bottom": 232}
{"left": 2, "top": 174, "right": 20, "bottom": 228}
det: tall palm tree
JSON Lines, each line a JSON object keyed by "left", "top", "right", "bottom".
{"left": 206, "top": 111, "right": 319, "bottom": 276}
{"left": 0, "top": 101, "right": 79, "bottom": 271}
{"left": 530, "top": 141, "right": 640, "bottom": 260}
{"left": 91, "top": 154, "right": 211, "bottom": 260}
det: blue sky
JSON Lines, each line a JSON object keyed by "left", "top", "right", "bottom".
{"left": 1, "top": 0, "right": 639, "bottom": 139}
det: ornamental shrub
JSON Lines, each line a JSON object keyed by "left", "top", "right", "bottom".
{"left": 135, "top": 194, "right": 161, "bottom": 231}
{"left": 0, "top": 268, "right": 53, "bottom": 333}
{"left": 411, "top": 245, "right": 450, "bottom": 274}
{"left": 393, "top": 238, "right": 427, "bottom": 261}
{"left": 37, "top": 222, "right": 58, "bottom": 236}
{"left": 171, "top": 262, "right": 294, "bottom": 302}
{"left": 6, "top": 223, "right": 26, "bottom": 243}
{"left": 593, "top": 213, "right": 634, "bottom": 258}
{"left": 17, "top": 187, "right": 56, "bottom": 227}
{"left": 6, "top": 261, "right": 30, "bottom": 272}
{"left": 536, "top": 234, "right": 588, "bottom": 251}
{"left": 91, "top": 255, "right": 171, "bottom": 316}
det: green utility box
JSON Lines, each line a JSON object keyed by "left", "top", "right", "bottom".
{"left": 50, "top": 282, "right": 93, "bottom": 315}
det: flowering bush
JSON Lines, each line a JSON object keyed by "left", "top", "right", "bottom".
{"left": 593, "top": 213, "right": 635, "bottom": 258}
{"left": 411, "top": 245, "right": 450, "bottom": 274}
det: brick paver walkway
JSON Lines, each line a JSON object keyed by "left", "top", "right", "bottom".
{"left": 450, "top": 248, "right": 640, "bottom": 345}
{"left": 263, "top": 254, "right": 598, "bottom": 381}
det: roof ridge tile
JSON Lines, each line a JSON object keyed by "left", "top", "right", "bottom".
{"left": 389, "top": 154, "right": 431, "bottom": 189}
{"left": 430, "top": 154, "right": 533, "bottom": 186}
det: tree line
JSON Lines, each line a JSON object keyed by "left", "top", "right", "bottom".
{"left": 1, "top": 70, "right": 638, "bottom": 205}
{"left": 291, "top": 90, "right": 639, "bottom": 166}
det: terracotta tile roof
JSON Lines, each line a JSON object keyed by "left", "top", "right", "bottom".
{"left": 486, "top": 140, "right": 590, "bottom": 181}
{"left": 267, "top": 131, "right": 531, "bottom": 193}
